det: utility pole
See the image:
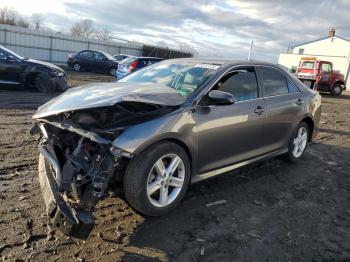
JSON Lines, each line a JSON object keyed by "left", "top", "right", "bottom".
{"left": 248, "top": 40, "right": 253, "bottom": 60}
{"left": 286, "top": 43, "right": 291, "bottom": 53}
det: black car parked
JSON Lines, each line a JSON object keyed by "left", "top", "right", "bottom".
{"left": 67, "top": 50, "right": 119, "bottom": 76}
{"left": 0, "top": 46, "right": 67, "bottom": 93}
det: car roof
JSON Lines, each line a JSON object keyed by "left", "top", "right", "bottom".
{"left": 137, "top": 57, "right": 163, "bottom": 60}
{"left": 161, "top": 58, "right": 277, "bottom": 67}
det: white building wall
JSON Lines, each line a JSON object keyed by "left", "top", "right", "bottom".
{"left": 293, "top": 37, "right": 350, "bottom": 57}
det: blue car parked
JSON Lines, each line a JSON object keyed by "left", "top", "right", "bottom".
{"left": 116, "top": 56, "right": 163, "bottom": 80}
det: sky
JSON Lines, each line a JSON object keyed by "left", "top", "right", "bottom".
{"left": 1, "top": 0, "right": 349, "bottom": 62}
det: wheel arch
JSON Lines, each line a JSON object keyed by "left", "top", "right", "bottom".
{"left": 134, "top": 137, "right": 194, "bottom": 173}
{"left": 22, "top": 66, "right": 41, "bottom": 87}
{"left": 300, "top": 116, "right": 314, "bottom": 142}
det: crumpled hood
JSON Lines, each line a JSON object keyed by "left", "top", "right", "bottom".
{"left": 33, "top": 81, "right": 186, "bottom": 119}
{"left": 27, "top": 59, "right": 65, "bottom": 73}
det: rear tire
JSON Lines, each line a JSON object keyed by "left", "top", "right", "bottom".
{"left": 124, "top": 142, "right": 190, "bottom": 216}
{"left": 34, "top": 73, "right": 55, "bottom": 93}
{"left": 331, "top": 83, "right": 343, "bottom": 95}
{"left": 73, "top": 63, "right": 81, "bottom": 72}
{"left": 283, "top": 122, "right": 309, "bottom": 163}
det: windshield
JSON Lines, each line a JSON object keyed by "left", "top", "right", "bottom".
{"left": 118, "top": 61, "right": 220, "bottom": 97}
{"left": 0, "top": 46, "right": 24, "bottom": 60}
{"left": 301, "top": 61, "right": 315, "bottom": 69}
{"left": 100, "top": 51, "right": 115, "bottom": 60}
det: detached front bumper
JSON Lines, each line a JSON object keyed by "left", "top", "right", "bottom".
{"left": 38, "top": 144, "right": 94, "bottom": 239}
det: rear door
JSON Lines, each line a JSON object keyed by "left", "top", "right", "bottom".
{"left": 256, "top": 66, "right": 304, "bottom": 152}
{"left": 194, "top": 66, "right": 267, "bottom": 173}
{"left": 78, "top": 50, "right": 94, "bottom": 70}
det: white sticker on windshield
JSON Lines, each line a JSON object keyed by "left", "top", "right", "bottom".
{"left": 194, "top": 63, "right": 220, "bottom": 70}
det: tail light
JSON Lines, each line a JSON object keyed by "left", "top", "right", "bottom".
{"left": 128, "top": 61, "right": 139, "bottom": 73}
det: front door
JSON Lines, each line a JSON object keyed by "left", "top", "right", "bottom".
{"left": 93, "top": 52, "right": 108, "bottom": 72}
{"left": 0, "top": 50, "right": 22, "bottom": 85}
{"left": 318, "top": 62, "right": 333, "bottom": 86}
{"left": 194, "top": 66, "right": 267, "bottom": 173}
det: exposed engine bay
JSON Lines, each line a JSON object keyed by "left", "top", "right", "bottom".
{"left": 32, "top": 101, "right": 176, "bottom": 238}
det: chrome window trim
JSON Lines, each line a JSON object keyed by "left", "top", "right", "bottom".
{"left": 195, "top": 64, "right": 261, "bottom": 106}
{"left": 255, "top": 64, "right": 302, "bottom": 95}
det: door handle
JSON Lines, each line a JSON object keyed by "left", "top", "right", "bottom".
{"left": 295, "top": 99, "right": 304, "bottom": 106}
{"left": 254, "top": 106, "right": 264, "bottom": 115}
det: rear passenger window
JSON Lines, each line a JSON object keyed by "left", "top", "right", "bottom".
{"left": 80, "top": 51, "right": 93, "bottom": 59}
{"left": 258, "top": 67, "right": 288, "bottom": 97}
{"left": 216, "top": 68, "right": 258, "bottom": 101}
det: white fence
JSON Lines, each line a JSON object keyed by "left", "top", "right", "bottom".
{"left": 0, "top": 24, "right": 143, "bottom": 64}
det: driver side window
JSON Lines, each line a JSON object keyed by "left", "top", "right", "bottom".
{"left": 0, "top": 51, "right": 7, "bottom": 61}
{"left": 321, "top": 63, "right": 332, "bottom": 73}
{"left": 216, "top": 67, "right": 258, "bottom": 101}
{"left": 80, "top": 51, "right": 93, "bottom": 60}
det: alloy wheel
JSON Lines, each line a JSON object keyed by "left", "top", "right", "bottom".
{"left": 292, "top": 126, "right": 308, "bottom": 158}
{"left": 333, "top": 85, "right": 341, "bottom": 95}
{"left": 147, "top": 153, "right": 185, "bottom": 208}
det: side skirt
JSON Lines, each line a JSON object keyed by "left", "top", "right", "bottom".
{"left": 191, "top": 148, "right": 288, "bottom": 184}
{"left": 0, "top": 80, "right": 20, "bottom": 85}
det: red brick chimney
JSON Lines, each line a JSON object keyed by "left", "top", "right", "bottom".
{"left": 328, "top": 28, "right": 336, "bottom": 37}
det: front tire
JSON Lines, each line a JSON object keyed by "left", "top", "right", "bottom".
{"left": 283, "top": 122, "right": 309, "bottom": 162}
{"left": 34, "top": 73, "right": 55, "bottom": 93}
{"left": 124, "top": 142, "right": 190, "bottom": 216}
{"left": 331, "top": 83, "right": 343, "bottom": 95}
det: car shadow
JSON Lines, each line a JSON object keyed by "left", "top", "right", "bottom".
{"left": 0, "top": 90, "right": 57, "bottom": 110}
{"left": 319, "top": 128, "right": 350, "bottom": 137}
{"left": 117, "top": 142, "right": 350, "bottom": 261}
{"left": 321, "top": 92, "right": 350, "bottom": 100}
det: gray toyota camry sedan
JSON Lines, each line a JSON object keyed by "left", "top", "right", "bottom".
{"left": 32, "top": 59, "right": 321, "bottom": 238}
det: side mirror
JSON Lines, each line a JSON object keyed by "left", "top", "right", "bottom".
{"left": 208, "top": 90, "right": 236, "bottom": 105}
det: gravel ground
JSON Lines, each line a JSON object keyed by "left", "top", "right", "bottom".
{"left": 0, "top": 70, "right": 350, "bottom": 261}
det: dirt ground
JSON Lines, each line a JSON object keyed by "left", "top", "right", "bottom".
{"left": 0, "top": 70, "right": 350, "bottom": 262}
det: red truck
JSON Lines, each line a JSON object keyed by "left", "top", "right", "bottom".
{"left": 296, "top": 58, "right": 346, "bottom": 95}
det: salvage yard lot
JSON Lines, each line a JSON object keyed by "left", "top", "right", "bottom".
{"left": 0, "top": 70, "right": 350, "bottom": 261}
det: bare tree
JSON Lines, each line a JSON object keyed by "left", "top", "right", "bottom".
{"left": 0, "top": 6, "right": 30, "bottom": 28}
{"left": 17, "top": 18, "right": 29, "bottom": 28}
{"left": 31, "top": 13, "right": 45, "bottom": 30}
{"left": 157, "top": 41, "right": 169, "bottom": 49}
{"left": 93, "top": 28, "right": 112, "bottom": 40}
{"left": 178, "top": 43, "right": 198, "bottom": 57}
{"left": 70, "top": 19, "right": 95, "bottom": 38}
{"left": 0, "top": 6, "right": 18, "bottom": 26}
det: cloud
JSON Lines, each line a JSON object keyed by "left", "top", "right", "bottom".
{"left": 7, "top": 0, "right": 350, "bottom": 61}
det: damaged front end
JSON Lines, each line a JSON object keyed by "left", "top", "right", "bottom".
{"left": 32, "top": 101, "right": 174, "bottom": 238}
